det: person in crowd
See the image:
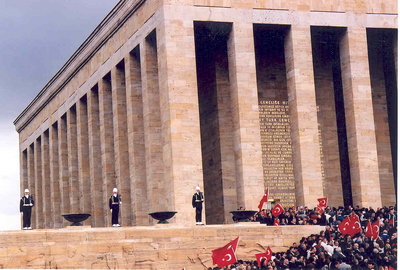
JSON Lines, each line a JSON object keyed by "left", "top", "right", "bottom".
{"left": 209, "top": 204, "right": 397, "bottom": 270}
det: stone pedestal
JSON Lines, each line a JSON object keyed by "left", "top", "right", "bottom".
{"left": 0, "top": 225, "right": 324, "bottom": 269}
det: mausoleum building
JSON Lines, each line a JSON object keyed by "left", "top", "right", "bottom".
{"left": 14, "top": 0, "right": 397, "bottom": 228}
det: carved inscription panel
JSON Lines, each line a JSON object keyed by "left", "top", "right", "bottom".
{"left": 259, "top": 100, "right": 296, "bottom": 207}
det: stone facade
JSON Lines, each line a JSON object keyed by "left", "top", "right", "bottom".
{"left": 14, "top": 0, "right": 397, "bottom": 228}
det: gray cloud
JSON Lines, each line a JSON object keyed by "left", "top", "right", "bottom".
{"left": 0, "top": 0, "right": 118, "bottom": 123}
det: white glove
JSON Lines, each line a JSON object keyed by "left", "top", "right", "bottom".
{"left": 110, "top": 209, "right": 112, "bottom": 212}
{"left": 20, "top": 212, "right": 23, "bottom": 215}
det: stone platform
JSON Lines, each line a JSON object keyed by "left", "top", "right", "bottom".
{"left": 0, "top": 224, "right": 324, "bottom": 269}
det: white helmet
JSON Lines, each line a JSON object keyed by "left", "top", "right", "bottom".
{"left": 196, "top": 186, "right": 200, "bottom": 191}
{"left": 113, "top": 188, "right": 118, "bottom": 193}
{"left": 24, "top": 189, "right": 29, "bottom": 193}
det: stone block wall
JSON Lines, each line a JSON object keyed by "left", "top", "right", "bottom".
{"left": 0, "top": 224, "right": 324, "bottom": 269}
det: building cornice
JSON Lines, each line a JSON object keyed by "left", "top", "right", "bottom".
{"left": 14, "top": 0, "right": 146, "bottom": 133}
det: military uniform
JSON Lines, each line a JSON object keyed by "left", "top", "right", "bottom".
{"left": 20, "top": 194, "right": 34, "bottom": 229}
{"left": 192, "top": 189, "right": 204, "bottom": 224}
{"left": 109, "top": 192, "right": 121, "bottom": 226}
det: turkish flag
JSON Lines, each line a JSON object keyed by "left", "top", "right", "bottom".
{"left": 365, "top": 220, "right": 373, "bottom": 238}
{"left": 350, "top": 213, "right": 359, "bottom": 224}
{"left": 316, "top": 205, "right": 324, "bottom": 214}
{"left": 349, "top": 213, "right": 361, "bottom": 236}
{"left": 258, "top": 188, "right": 269, "bottom": 212}
{"left": 212, "top": 237, "right": 239, "bottom": 267}
{"left": 265, "top": 246, "right": 272, "bottom": 260}
{"left": 274, "top": 219, "right": 280, "bottom": 226}
{"left": 317, "top": 197, "right": 327, "bottom": 208}
{"left": 371, "top": 220, "right": 380, "bottom": 240}
{"left": 338, "top": 216, "right": 351, "bottom": 236}
{"left": 255, "top": 247, "right": 273, "bottom": 267}
{"left": 272, "top": 203, "right": 285, "bottom": 217}
{"left": 255, "top": 252, "right": 268, "bottom": 267}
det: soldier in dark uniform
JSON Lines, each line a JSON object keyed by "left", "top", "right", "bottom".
{"left": 109, "top": 188, "right": 121, "bottom": 227}
{"left": 20, "top": 189, "right": 34, "bottom": 230}
{"left": 192, "top": 186, "right": 204, "bottom": 225}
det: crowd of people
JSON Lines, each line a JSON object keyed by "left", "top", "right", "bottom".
{"left": 209, "top": 205, "right": 397, "bottom": 270}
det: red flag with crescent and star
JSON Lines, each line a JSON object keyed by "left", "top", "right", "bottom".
{"left": 212, "top": 237, "right": 239, "bottom": 267}
{"left": 338, "top": 216, "right": 351, "bottom": 236}
{"left": 274, "top": 219, "right": 280, "bottom": 226}
{"left": 365, "top": 220, "right": 373, "bottom": 238}
{"left": 317, "top": 197, "right": 327, "bottom": 208}
{"left": 255, "top": 247, "right": 273, "bottom": 267}
{"left": 258, "top": 188, "right": 269, "bottom": 212}
{"left": 349, "top": 213, "right": 361, "bottom": 236}
{"left": 272, "top": 203, "right": 285, "bottom": 217}
{"left": 316, "top": 205, "right": 324, "bottom": 214}
{"left": 371, "top": 220, "right": 380, "bottom": 239}
{"left": 349, "top": 213, "right": 359, "bottom": 223}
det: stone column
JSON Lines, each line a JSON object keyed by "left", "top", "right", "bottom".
{"left": 215, "top": 50, "right": 238, "bottom": 223}
{"left": 394, "top": 33, "right": 397, "bottom": 80}
{"left": 50, "top": 123, "right": 62, "bottom": 228}
{"left": 20, "top": 149, "right": 28, "bottom": 229}
{"left": 125, "top": 50, "right": 148, "bottom": 226}
{"left": 140, "top": 36, "right": 165, "bottom": 215}
{"left": 112, "top": 64, "right": 132, "bottom": 226}
{"left": 284, "top": 25, "right": 324, "bottom": 206}
{"left": 380, "top": 30, "right": 396, "bottom": 205}
{"left": 339, "top": 27, "right": 382, "bottom": 208}
{"left": 41, "top": 131, "right": 51, "bottom": 228}
{"left": 67, "top": 107, "right": 79, "bottom": 214}
{"left": 34, "top": 139, "right": 42, "bottom": 228}
{"left": 21, "top": 150, "right": 28, "bottom": 199}
{"left": 226, "top": 22, "right": 265, "bottom": 210}
{"left": 77, "top": 96, "right": 91, "bottom": 221}
{"left": 88, "top": 88, "right": 105, "bottom": 227}
{"left": 99, "top": 77, "right": 115, "bottom": 226}
{"left": 313, "top": 46, "right": 344, "bottom": 207}
{"left": 27, "top": 144, "right": 36, "bottom": 229}
{"left": 58, "top": 115, "right": 70, "bottom": 225}
{"left": 368, "top": 31, "right": 396, "bottom": 206}
{"left": 157, "top": 10, "right": 204, "bottom": 225}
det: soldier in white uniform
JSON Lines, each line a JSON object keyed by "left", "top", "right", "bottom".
{"left": 109, "top": 188, "right": 121, "bottom": 227}
{"left": 192, "top": 186, "right": 204, "bottom": 225}
{"left": 20, "top": 189, "right": 34, "bottom": 230}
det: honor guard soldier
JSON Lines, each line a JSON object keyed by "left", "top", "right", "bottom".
{"left": 109, "top": 188, "right": 121, "bottom": 227}
{"left": 20, "top": 189, "right": 34, "bottom": 230}
{"left": 192, "top": 186, "right": 204, "bottom": 225}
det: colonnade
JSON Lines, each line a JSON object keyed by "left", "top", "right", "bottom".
{"left": 19, "top": 7, "right": 396, "bottom": 228}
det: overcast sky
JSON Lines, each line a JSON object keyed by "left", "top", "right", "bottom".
{"left": 0, "top": 0, "right": 118, "bottom": 230}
